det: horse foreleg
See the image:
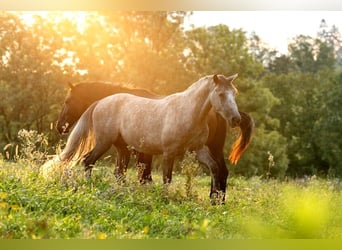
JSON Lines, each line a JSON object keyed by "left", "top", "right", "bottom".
{"left": 162, "top": 154, "right": 175, "bottom": 184}
{"left": 136, "top": 152, "right": 153, "bottom": 184}
{"left": 207, "top": 144, "right": 228, "bottom": 203}
{"left": 213, "top": 153, "right": 228, "bottom": 203}
{"left": 196, "top": 147, "right": 223, "bottom": 205}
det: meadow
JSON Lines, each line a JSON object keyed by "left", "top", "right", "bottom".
{"left": 1, "top": 154, "right": 342, "bottom": 239}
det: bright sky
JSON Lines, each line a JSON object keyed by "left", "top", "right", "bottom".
{"left": 185, "top": 11, "right": 342, "bottom": 54}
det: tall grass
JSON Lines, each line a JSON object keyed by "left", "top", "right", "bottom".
{"left": 1, "top": 130, "right": 342, "bottom": 239}
{"left": 1, "top": 157, "right": 342, "bottom": 239}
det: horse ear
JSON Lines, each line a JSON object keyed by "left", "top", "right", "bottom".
{"left": 67, "top": 81, "right": 75, "bottom": 89}
{"left": 226, "top": 73, "right": 238, "bottom": 82}
{"left": 213, "top": 74, "right": 219, "bottom": 84}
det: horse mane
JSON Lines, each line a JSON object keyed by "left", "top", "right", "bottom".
{"left": 70, "top": 81, "right": 158, "bottom": 98}
{"left": 228, "top": 111, "right": 254, "bottom": 164}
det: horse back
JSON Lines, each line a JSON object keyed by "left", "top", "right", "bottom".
{"left": 91, "top": 93, "right": 165, "bottom": 152}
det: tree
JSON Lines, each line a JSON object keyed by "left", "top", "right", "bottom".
{"left": 0, "top": 13, "right": 66, "bottom": 150}
{"left": 248, "top": 32, "right": 279, "bottom": 71}
{"left": 263, "top": 30, "right": 339, "bottom": 177}
{"left": 0, "top": 11, "right": 192, "bottom": 154}
{"left": 313, "top": 71, "right": 342, "bottom": 177}
{"left": 184, "top": 25, "right": 264, "bottom": 79}
{"left": 76, "top": 11, "right": 192, "bottom": 94}
{"left": 288, "top": 35, "right": 335, "bottom": 73}
{"left": 317, "top": 19, "right": 342, "bottom": 56}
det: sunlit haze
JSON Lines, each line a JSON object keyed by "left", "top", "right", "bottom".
{"left": 17, "top": 11, "right": 342, "bottom": 55}
{"left": 185, "top": 11, "right": 342, "bottom": 54}
{"left": 17, "top": 11, "right": 92, "bottom": 33}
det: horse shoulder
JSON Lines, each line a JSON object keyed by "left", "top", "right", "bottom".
{"left": 92, "top": 94, "right": 127, "bottom": 125}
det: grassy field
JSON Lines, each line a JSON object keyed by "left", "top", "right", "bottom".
{"left": 1, "top": 157, "right": 342, "bottom": 239}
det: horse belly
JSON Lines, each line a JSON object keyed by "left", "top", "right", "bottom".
{"left": 121, "top": 127, "right": 164, "bottom": 155}
{"left": 187, "top": 128, "right": 209, "bottom": 150}
{"left": 161, "top": 121, "right": 209, "bottom": 156}
{"left": 119, "top": 102, "right": 164, "bottom": 155}
{"left": 181, "top": 126, "right": 209, "bottom": 152}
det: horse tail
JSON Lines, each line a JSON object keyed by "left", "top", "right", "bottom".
{"left": 228, "top": 111, "right": 254, "bottom": 164}
{"left": 59, "top": 102, "right": 98, "bottom": 163}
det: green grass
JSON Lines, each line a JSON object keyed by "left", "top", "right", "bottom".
{"left": 1, "top": 158, "right": 342, "bottom": 239}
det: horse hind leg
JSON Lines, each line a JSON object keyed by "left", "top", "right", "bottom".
{"left": 114, "top": 145, "right": 131, "bottom": 184}
{"left": 83, "top": 142, "right": 112, "bottom": 179}
{"left": 136, "top": 152, "right": 153, "bottom": 184}
{"left": 162, "top": 153, "right": 175, "bottom": 184}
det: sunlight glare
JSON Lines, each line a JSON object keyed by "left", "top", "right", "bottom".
{"left": 18, "top": 11, "right": 93, "bottom": 33}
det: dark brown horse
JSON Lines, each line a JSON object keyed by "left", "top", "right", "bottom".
{"left": 56, "top": 81, "right": 254, "bottom": 201}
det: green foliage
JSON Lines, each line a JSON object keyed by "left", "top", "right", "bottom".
{"left": 185, "top": 25, "right": 264, "bottom": 78}
{"left": 288, "top": 35, "right": 336, "bottom": 73}
{"left": 261, "top": 30, "right": 339, "bottom": 178}
{"left": 313, "top": 72, "right": 342, "bottom": 177}
{"left": 1, "top": 159, "right": 342, "bottom": 239}
{"left": 0, "top": 12, "right": 67, "bottom": 148}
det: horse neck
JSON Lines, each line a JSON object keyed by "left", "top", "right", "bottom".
{"left": 80, "top": 84, "right": 123, "bottom": 105}
{"left": 183, "top": 77, "right": 213, "bottom": 122}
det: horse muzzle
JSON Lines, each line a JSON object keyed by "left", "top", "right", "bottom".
{"left": 230, "top": 115, "right": 241, "bottom": 128}
{"left": 219, "top": 110, "right": 241, "bottom": 128}
{"left": 56, "top": 122, "right": 70, "bottom": 134}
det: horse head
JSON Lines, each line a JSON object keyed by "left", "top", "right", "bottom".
{"left": 56, "top": 82, "right": 88, "bottom": 134}
{"left": 210, "top": 74, "right": 241, "bottom": 128}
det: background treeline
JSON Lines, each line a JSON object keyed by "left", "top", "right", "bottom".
{"left": 0, "top": 11, "right": 341, "bottom": 178}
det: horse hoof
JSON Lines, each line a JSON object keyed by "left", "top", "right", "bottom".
{"left": 140, "top": 176, "right": 153, "bottom": 185}
{"left": 210, "top": 192, "right": 225, "bottom": 205}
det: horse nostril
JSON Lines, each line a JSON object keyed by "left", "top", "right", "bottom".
{"left": 231, "top": 116, "right": 241, "bottom": 127}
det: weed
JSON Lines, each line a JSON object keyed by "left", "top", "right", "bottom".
{"left": 180, "top": 151, "right": 200, "bottom": 198}
{"left": 17, "top": 129, "right": 49, "bottom": 165}
{"left": 266, "top": 151, "right": 275, "bottom": 179}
